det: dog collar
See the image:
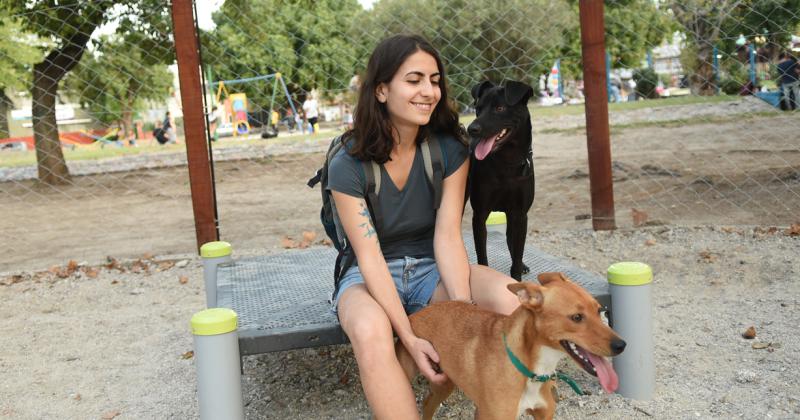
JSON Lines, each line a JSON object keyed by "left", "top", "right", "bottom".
{"left": 502, "top": 333, "right": 583, "bottom": 395}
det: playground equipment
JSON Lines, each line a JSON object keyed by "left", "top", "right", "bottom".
{"left": 211, "top": 73, "right": 299, "bottom": 138}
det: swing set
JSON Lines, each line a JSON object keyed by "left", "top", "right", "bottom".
{"left": 211, "top": 73, "right": 300, "bottom": 137}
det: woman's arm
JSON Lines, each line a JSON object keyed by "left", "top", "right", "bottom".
{"left": 332, "top": 192, "right": 408, "bottom": 336}
{"left": 333, "top": 191, "right": 446, "bottom": 382}
{"left": 433, "top": 159, "right": 472, "bottom": 302}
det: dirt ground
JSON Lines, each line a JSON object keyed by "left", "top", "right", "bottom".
{"left": 1, "top": 98, "right": 799, "bottom": 419}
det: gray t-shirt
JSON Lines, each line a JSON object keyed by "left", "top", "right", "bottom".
{"left": 327, "top": 134, "right": 468, "bottom": 261}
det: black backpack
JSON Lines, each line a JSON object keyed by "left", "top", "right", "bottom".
{"left": 307, "top": 133, "right": 445, "bottom": 293}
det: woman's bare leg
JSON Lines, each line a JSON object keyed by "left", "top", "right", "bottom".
{"left": 338, "top": 284, "right": 419, "bottom": 419}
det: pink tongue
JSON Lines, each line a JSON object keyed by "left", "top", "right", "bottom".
{"left": 587, "top": 352, "right": 619, "bottom": 393}
{"left": 474, "top": 135, "right": 497, "bottom": 160}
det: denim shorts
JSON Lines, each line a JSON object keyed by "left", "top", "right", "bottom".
{"left": 330, "top": 256, "right": 440, "bottom": 317}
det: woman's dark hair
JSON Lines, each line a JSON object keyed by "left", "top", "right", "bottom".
{"left": 348, "top": 34, "right": 463, "bottom": 163}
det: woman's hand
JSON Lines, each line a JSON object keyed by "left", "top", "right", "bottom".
{"left": 404, "top": 336, "right": 448, "bottom": 385}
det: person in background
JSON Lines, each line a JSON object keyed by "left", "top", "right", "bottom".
{"left": 342, "top": 103, "right": 354, "bottom": 130}
{"left": 270, "top": 108, "right": 280, "bottom": 132}
{"left": 163, "top": 111, "right": 176, "bottom": 144}
{"left": 303, "top": 95, "right": 320, "bottom": 134}
{"left": 208, "top": 106, "right": 223, "bottom": 141}
{"left": 609, "top": 72, "right": 623, "bottom": 103}
{"left": 776, "top": 51, "right": 799, "bottom": 110}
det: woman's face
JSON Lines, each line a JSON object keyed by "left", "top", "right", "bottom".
{"left": 376, "top": 50, "right": 442, "bottom": 132}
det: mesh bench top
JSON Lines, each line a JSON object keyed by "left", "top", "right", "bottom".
{"left": 216, "top": 232, "right": 609, "bottom": 355}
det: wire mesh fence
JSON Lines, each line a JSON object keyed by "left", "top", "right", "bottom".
{"left": 1, "top": 0, "right": 798, "bottom": 271}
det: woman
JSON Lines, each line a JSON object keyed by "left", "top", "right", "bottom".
{"left": 328, "top": 34, "right": 519, "bottom": 418}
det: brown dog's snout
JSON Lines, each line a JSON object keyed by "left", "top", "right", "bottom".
{"left": 610, "top": 338, "right": 626, "bottom": 355}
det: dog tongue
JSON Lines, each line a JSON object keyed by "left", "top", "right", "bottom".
{"left": 587, "top": 352, "right": 619, "bottom": 393}
{"left": 474, "top": 135, "right": 497, "bottom": 160}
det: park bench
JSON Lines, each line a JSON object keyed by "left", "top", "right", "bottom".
{"left": 210, "top": 231, "right": 611, "bottom": 357}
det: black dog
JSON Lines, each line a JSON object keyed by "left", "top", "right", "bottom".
{"left": 467, "top": 80, "right": 534, "bottom": 280}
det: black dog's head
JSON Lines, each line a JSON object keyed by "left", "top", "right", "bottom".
{"left": 467, "top": 80, "right": 533, "bottom": 160}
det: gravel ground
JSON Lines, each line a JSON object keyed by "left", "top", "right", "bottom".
{"left": 2, "top": 225, "right": 798, "bottom": 419}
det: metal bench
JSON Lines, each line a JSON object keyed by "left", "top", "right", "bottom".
{"left": 213, "top": 232, "right": 610, "bottom": 356}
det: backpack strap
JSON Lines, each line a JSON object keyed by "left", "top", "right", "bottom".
{"left": 421, "top": 134, "right": 444, "bottom": 209}
{"left": 362, "top": 160, "right": 383, "bottom": 232}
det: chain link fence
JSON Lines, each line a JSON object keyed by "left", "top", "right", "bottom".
{"left": 1, "top": 0, "right": 798, "bottom": 271}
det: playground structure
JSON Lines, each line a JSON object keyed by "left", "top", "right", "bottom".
{"left": 0, "top": 128, "right": 122, "bottom": 151}
{"left": 211, "top": 73, "right": 299, "bottom": 137}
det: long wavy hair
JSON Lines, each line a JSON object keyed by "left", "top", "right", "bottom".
{"left": 347, "top": 34, "right": 463, "bottom": 164}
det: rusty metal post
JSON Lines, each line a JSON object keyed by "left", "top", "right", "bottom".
{"left": 579, "top": 0, "right": 616, "bottom": 230}
{"left": 171, "top": 0, "right": 219, "bottom": 250}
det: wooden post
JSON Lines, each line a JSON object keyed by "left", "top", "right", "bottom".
{"left": 579, "top": 0, "right": 616, "bottom": 230}
{"left": 171, "top": 0, "right": 219, "bottom": 250}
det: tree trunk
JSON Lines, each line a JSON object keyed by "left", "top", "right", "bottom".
{"left": 31, "top": 5, "right": 108, "bottom": 185}
{"left": 0, "top": 91, "right": 11, "bottom": 139}
{"left": 691, "top": 45, "right": 717, "bottom": 96}
{"left": 32, "top": 61, "right": 71, "bottom": 184}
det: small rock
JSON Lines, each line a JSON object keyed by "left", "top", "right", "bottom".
{"left": 752, "top": 342, "right": 770, "bottom": 349}
{"left": 735, "top": 370, "right": 758, "bottom": 383}
{"left": 176, "top": 260, "right": 189, "bottom": 268}
{"left": 742, "top": 326, "right": 756, "bottom": 339}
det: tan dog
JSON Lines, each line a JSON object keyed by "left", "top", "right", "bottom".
{"left": 397, "top": 272, "right": 626, "bottom": 420}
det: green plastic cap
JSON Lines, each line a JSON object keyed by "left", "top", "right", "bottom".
{"left": 191, "top": 308, "right": 238, "bottom": 336}
{"left": 486, "top": 211, "right": 507, "bottom": 226}
{"left": 607, "top": 262, "right": 653, "bottom": 286}
{"left": 200, "top": 241, "right": 232, "bottom": 258}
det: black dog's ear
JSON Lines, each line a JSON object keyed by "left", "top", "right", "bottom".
{"left": 503, "top": 80, "right": 534, "bottom": 106}
{"left": 471, "top": 80, "right": 494, "bottom": 102}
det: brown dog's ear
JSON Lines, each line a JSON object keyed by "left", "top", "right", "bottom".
{"left": 537, "top": 272, "right": 568, "bottom": 286}
{"left": 507, "top": 282, "right": 544, "bottom": 309}
{"left": 503, "top": 80, "right": 534, "bottom": 106}
{"left": 471, "top": 80, "right": 494, "bottom": 102}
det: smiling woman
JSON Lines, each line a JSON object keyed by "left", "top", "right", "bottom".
{"left": 324, "top": 34, "right": 522, "bottom": 419}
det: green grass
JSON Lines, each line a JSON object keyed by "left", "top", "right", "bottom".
{"left": 458, "top": 94, "right": 741, "bottom": 125}
{"left": 0, "top": 131, "right": 334, "bottom": 168}
{"left": 0, "top": 94, "right": 750, "bottom": 168}
{"left": 0, "top": 142, "right": 185, "bottom": 168}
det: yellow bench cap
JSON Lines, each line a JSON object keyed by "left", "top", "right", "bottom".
{"left": 607, "top": 262, "right": 653, "bottom": 286}
{"left": 191, "top": 308, "right": 238, "bottom": 336}
{"left": 200, "top": 241, "right": 232, "bottom": 258}
{"left": 486, "top": 211, "right": 507, "bottom": 226}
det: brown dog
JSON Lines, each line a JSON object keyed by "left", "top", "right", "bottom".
{"left": 397, "top": 272, "right": 626, "bottom": 420}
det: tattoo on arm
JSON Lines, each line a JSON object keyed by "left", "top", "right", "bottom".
{"left": 357, "top": 201, "right": 377, "bottom": 240}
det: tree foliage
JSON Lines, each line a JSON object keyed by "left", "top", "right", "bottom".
{"left": 719, "top": 0, "right": 800, "bottom": 58}
{"left": 203, "top": 0, "right": 363, "bottom": 108}
{"left": 357, "top": 0, "right": 576, "bottom": 108}
{"left": 558, "top": 0, "right": 672, "bottom": 82}
{"left": 0, "top": 17, "right": 44, "bottom": 92}
{"left": 2, "top": 0, "right": 173, "bottom": 184}
{"left": 667, "top": 0, "right": 747, "bottom": 95}
{"left": 64, "top": 35, "right": 173, "bottom": 128}
{"left": 0, "top": 16, "right": 46, "bottom": 138}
